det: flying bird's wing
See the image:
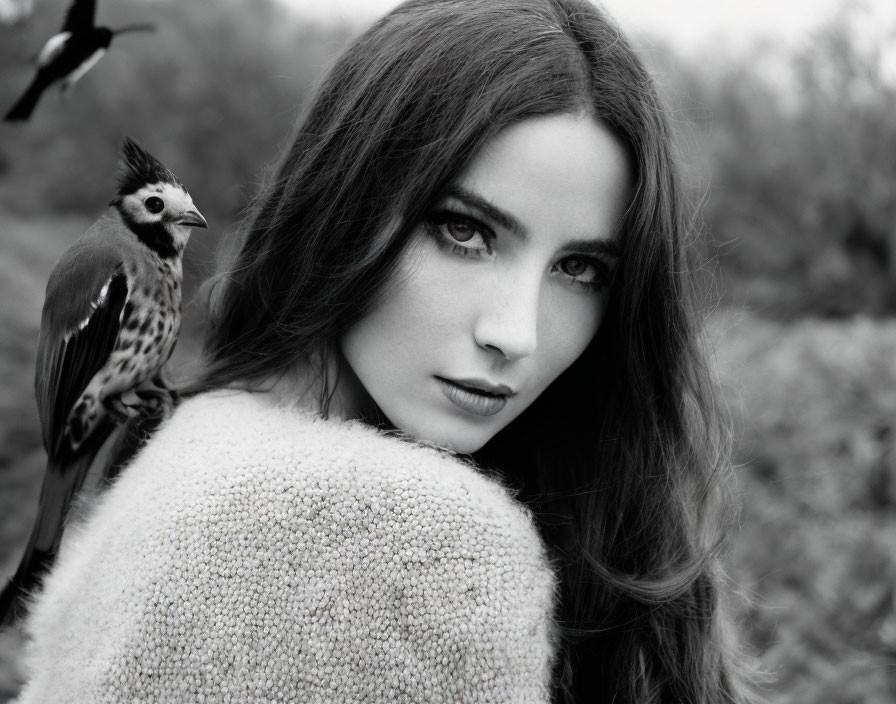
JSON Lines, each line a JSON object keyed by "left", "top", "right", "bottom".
{"left": 35, "top": 32, "right": 72, "bottom": 68}
{"left": 61, "top": 0, "right": 96, "bottom": 33}
{"left": 35, "top": 249, "right": 130, "bottom": 459}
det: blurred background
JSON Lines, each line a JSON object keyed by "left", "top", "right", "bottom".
{"left": 1, "top": 0, "right": 894, "bottom": 700}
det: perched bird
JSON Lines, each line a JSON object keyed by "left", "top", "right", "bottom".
{"left": 0, "top": 137, "right": 207, "bottom": 625}
{"left": 4, "top": 0, "right": 154, "bottom": 121}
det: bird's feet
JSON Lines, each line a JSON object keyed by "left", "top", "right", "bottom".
{"left": 134, "top": 377, "right": 176, "bottom": 420}
{"left": 104, "top": 395, "right": 141, "bottom": 424}
{"left": 109, "top": 377, "right": 176, "bottom": 423}
{"left": 101, "top": 379, "right": 177, "bottom": 484}
{"left": 106, "top": 394, "right": 165, "bottom": 423}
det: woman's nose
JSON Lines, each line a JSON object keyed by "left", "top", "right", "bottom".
{"left": 473, "top": 272, "right": 540, "bottom": 361}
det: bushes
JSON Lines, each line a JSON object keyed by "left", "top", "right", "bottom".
{"left": 712, "top": 311, "right": 896, "bottom": 702}
{"left": 650, "top": 4, "right": 896, "bottom": 317}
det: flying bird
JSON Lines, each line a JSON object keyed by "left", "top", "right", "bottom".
{"left": 0, "top": 137, "right": 208, "bottom": 625}
{"left": 4, "top": 0, "right": 155, "bottom": 121}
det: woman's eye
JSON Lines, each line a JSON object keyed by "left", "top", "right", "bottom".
{"left": 144, "top": 196, "right": 165, "bottom": 214}
{"left": 426, "top": 212, "right": 493, "bottom": 256}
{"left": 561, "top": 257, "right": 589, "bottom": 278}
{"left": 556, "top": 256, "right": 607, "bottom": 289}
{"left": 444, "top": 220, "right": 477, "bottom": 243}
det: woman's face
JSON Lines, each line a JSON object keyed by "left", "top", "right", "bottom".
{"left": 339, "top": 113, "right": 632, "bottom": 452}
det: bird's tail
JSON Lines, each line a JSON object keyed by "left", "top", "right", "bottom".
{"left": 112, "top": 23, "right": 156, "bottom": 36}
{"left": 3, "top": 75, "right": 51, "bottom": 122}
{"left": 0, "top": 426, "right": 113, "bottom": 627}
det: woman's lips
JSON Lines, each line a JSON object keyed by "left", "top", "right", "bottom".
{"left": 436, "top": 377, "right": 509, "bottom": 417}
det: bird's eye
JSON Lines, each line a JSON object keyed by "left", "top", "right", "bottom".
{"left": 144, "top": 196, "right": 165, "bottom": 214}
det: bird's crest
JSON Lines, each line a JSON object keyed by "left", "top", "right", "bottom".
{"left": 117, "top": 137, "right": 184, "bottom": 196}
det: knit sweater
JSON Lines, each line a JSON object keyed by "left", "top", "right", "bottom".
{"left": 15, "top": 390, "right": 557, "bottom": 703}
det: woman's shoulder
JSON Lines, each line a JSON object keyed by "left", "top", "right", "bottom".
{"left": 18, "top": 390, "right": 557, "bottom": 702}
{"left": 134, "top": 389, "right": 536, "bottom": 530}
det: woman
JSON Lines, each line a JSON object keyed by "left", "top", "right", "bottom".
{"left": 16, "top": 0, "right": 757, "bottom": 701}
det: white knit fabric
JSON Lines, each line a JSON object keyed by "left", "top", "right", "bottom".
{"left": 16, "top": 390, "right": 557, "bottom": 703}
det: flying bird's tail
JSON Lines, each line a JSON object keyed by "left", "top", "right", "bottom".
{"left": 112, "top": 23, "right": 156, "bottom": 36}
{"left": 4, "top": 74, "right": 52, "bottom": 122}
{"left": 0, "top": 426, "right": 112, "bottom": 626}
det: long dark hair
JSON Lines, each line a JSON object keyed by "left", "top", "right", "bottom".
{"left": 196, "top": 0, "right": 758, "bottom": 701}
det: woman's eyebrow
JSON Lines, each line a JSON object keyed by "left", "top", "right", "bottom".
{"left": 442, "top": 184, "right": 621, "bottom": 259}
{"left": 564, "top": 238, "right": 621, "bottom": 260}
{"left": 442, "top": 184, "right": 527, "bottom": 238}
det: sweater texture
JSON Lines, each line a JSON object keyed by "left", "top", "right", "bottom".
{"left": 15, "top": 390, "right": 557, "bottom": 703}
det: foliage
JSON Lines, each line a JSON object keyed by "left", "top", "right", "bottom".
{"left": 651, "top": 4, "right": 896, "bottom": 317}
{"left": 712, "top": 311, "right": 896, "bottom": 702}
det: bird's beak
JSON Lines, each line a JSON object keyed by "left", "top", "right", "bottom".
{"left": 179, "top": 209, "right": 208, "bottom": 229}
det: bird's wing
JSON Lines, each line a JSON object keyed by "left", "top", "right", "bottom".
{"left": 35, "top": 32, "right": 72, "bottom": 69}
{"left": 61, "top": 0, "right": 96, "bottom": 33}
{"left": 35, "top": 254, "right": 130, "bottom": 459}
